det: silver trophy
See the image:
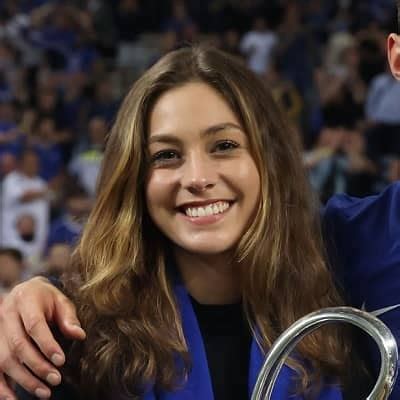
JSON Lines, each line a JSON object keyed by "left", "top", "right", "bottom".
{"left": 251, "top": 307, "right": 398, "bottom": 400}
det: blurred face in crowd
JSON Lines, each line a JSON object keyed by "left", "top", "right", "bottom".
{"left": 0, "top": 253, "right": 22, "bottom": 289}
{"left": 172, "top": 1, "right": 187, "bottom": 19}
{"left": 0, "top": 43, "right": 14, "bottom": 66}
{"left": 146, "top": 82, "right": 260, "bottom": 257}
{"left": 66, "top": 195, "right": 92, "bottom": 219}
{"left": 342, "top": 129, "right": 365, "bottom": 154}
{"left": 38, "top": 90, "right": 57, "bottom": 112}
{"left": 37, "top": 117, "right": 56, "bottom": 140}
{"left": 120, "top": 0, "right": 138, "bottom": 11}
{"left": 16, "top": 215, "right": 36, "bottom": 242}
{"left": 88, "top": 117, "right": 107, "bottom": 147}
{"left": 0, "top": 152, "right": 16, "bottom": 176}
{"left": 254, "top": 17, "right": 267, "bottom": 31}
{"left": 46, "top": 244, "right": 72, "bottom": 275}
{"left": 0, "top": 102, "right": 15, "bottom": 123}
{"left": 20, "top": 151, "right": 40, "bottom": 178}
{"left": 96, "top": 80, "right": 113, "bottom": 102}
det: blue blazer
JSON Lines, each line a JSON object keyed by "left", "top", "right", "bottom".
{"left": 141, "top": 282, "right": 341, "bottom": 400}
{"left": 17, "top": 281, "right": 342, "bottom": 399}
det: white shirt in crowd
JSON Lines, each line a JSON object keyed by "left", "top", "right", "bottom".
{"left": 240, "top": 30, "right": 278, "bottom": 74}
{"left": 69, "top": 148, "right": 103, "bottom": 197}
{"left": 0, "top": 171, "right": 50, "bottom": 268}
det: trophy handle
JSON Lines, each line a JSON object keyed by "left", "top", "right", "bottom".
{"left": 251, "top": 307, "right": 398, "bottom": 400}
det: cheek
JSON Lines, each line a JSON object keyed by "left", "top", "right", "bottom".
{"left": 145, "top": 170, "right": 177, "bottom": 216}
{"left": 234, "top": 157, "right": 261, "bottom": 197}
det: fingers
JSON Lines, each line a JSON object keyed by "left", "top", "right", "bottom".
{"left": 3, "top": 309, "right": 62, "bottom": 395}
{"left": 19, "top": 302, "right": 66, "bottom": 367}
{"left": 0, "top": 303, "right": 55, "bottom": 398}
{"left": 0, "top": 277, "right": 86, "bottom": 399}
{"left": 53, "top": 294, "right": 86, "bottom": 340}
{"left": 0, "top": 354, "right": 51, "bottom": 399}
{"left": 14, "top": 279, "right": 84, "bottom": 367}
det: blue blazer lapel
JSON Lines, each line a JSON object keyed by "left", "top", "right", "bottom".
{"left": 157, "top": 283, "right": 214, "bottom": 400}
{"left": 248, "top": 338, "right": 342, "bottom": 400}
{"left": 248, "top": 335, "right": 302, "bottom": 399}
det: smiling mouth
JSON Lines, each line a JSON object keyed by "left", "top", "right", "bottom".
{"left": 180, "top": 201, "right": 232, "bottom": 218}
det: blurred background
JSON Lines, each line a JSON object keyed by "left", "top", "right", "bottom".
{"left": 0, "top": 0, "right": 398, "bottom": 295}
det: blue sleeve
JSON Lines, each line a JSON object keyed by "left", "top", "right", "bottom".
{"left": 323, "top": 182, "right": 400, "bottom": 311}
{"left": 322, "top": 182, "right": 400, "bottom": 399}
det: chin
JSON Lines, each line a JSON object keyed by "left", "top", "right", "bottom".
{"left": 178, "top": 239, "right": 236, "bottom": 256}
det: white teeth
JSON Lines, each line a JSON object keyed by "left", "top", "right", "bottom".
{"left": 184, "top": 201, "right": 231, "bottom": 218}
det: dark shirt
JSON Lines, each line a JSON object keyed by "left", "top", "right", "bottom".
{"left": 190, "top": 296, "right": 252, "bottom": 400}
{"left": 16, "top": 381, "right": 79, "bottom": 400}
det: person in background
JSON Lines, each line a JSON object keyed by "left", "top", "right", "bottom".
{"left": 28, "top": 115, "right": 63, "bottom": 184}
{"left": 240, "top": 16, "right": 278, "bottom": 75}
{"left": 0, "top": 149, "right": 50, "bottom": 269}
{"left": 305, "top": 123, "right": 376, "bottom": 202}
{"left": 0, "top": 151, "right": 17, "bottom": 177}
{"left": 365, "top": 62, "right": 400, "bottom": 162}
{"left": 315, "top": 32, "right": 366, "bottom": 132}
{"left": 11, "top": 214, "right": 42, "bottom": 271}
{"left": 46, "top": 182, "right": 92, "bottom": 251}
{"left": 0, "top": 247, "right": 24, "bottom": 301}
{"left": 0, "top": 100, "right": 25, "bottom": 159}
{"left": 43, "top": 243, "right": 72, "bottom": 281}
{"left": 68, "top": 116, "right": 106, "bottom": 198}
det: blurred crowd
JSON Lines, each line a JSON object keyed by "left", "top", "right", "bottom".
{"left": 0, "top": 0, "right": 399, "bottom": 294}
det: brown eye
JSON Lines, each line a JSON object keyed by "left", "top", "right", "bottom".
{"left": 213, "top": 140, "right": 239, "bottom": 152}
{"left": 151, "top": 150, "right": 180, "bottom": 164}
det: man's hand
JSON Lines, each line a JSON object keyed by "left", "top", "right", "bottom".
{"left": 0, "top": 277, "right": 85, "bottom": 399}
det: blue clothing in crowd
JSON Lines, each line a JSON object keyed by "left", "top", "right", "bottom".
{"left": 46, "top": 214, "right": 81, "bottom": 250}
{"left": 32, "top": 142, "right": 63, "bottom": 181}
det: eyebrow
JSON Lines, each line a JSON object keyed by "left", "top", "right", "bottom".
{"left": 147, "top": 122, "right": 244, "bottom": 145}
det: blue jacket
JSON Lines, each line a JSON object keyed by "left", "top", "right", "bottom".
{"left": 323, "top": 182, "right": 400, "bottom": 399}
{"left": 17, "top": 281, "right": 342, "bottom": 399}
{"left": 141, "top": 283, "right": 342, "bottom": 400}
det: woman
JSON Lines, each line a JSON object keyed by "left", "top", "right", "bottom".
{"left": 14, "top": 45, "right": 349, "bottom": 399}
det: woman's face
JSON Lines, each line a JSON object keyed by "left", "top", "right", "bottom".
{"left": 145, "top": 82, "right": 260, "bottom": 256}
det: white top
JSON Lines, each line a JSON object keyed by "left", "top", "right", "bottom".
{"left": 240, "top": 30, "right": 278, "bottom": 74}
{"left": 69, "top": 148, "right": 103, "bottom": 197}
{"left": 0, "top": 171, "right": 49, "bottom": 267}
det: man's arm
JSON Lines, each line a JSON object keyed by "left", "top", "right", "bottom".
{"left": 0, "top": 277, "right": 85, "bottom": 399}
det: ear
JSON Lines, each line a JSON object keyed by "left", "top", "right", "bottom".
{"left": 388, "top": 33, "right": 400, "bottom": 80}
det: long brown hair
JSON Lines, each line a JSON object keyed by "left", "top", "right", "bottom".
{"left": 64, "top": 45, "right": 350, "bottom": 398}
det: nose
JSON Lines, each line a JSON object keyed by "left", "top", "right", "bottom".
{"left": 181, "top": 151, "right": 217, "bottom": 193}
